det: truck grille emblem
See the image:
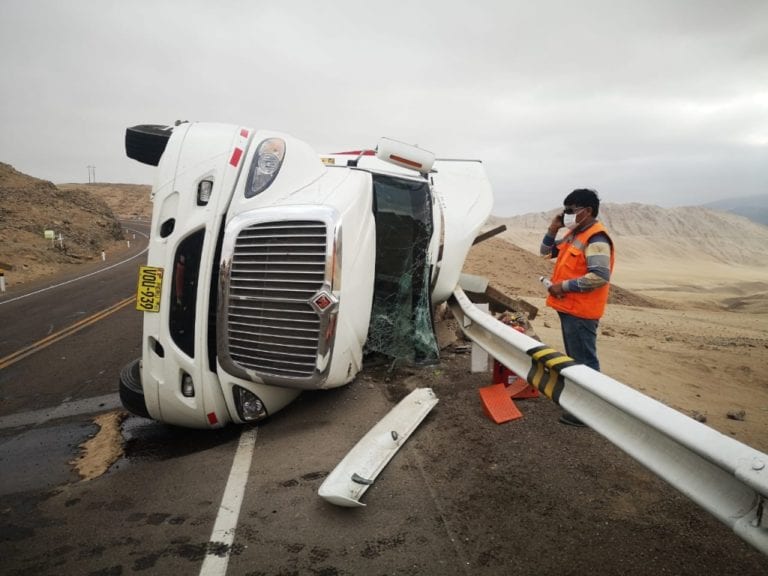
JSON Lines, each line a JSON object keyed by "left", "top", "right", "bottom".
{"left": 311, "top": 291, "right": 335, "bottom": 313}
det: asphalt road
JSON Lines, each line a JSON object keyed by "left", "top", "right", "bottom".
{"left": 0, "top": 220, "right": 766, "bottom": 575}
{"left": 0, "top": 222, "right": 149, "bottom": 414}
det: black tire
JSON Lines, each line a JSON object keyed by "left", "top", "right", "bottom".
{"left": 125, "top": 124, "right": 173, "bottom": 166}
{"left": 119, "top": 358, "right": 151, "bottom": 419}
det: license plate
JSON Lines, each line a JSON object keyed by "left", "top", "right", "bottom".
{"left": 136, "top": 266, "right": 164, "bottom": 312}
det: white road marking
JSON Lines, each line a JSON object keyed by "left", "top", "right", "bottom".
{"left": 199, "top": 428, "right": 257, "bottom": 576}
{"left": 0, "top": 228, "right": 148, "bottom": 306}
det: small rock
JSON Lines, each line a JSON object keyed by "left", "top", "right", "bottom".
{"left": 690, "top": 411, "right": 707, "bottom": 423}
{"left": 726, "top": 410, "right": 746, "bottom": 421}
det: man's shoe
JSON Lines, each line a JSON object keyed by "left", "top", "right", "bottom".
{"left": 559, "top": 412, "right": 587, "bottom": 427}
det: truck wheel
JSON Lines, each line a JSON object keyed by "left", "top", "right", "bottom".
{"left": 125, "top": 124, "right": 173, "bottom": 166}
{"left": 119, "top": 358, "right": 151, "bottom": 418}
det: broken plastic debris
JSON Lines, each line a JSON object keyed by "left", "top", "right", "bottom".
{"left": 318, "top": 388, "right": 438, "bottom": 507}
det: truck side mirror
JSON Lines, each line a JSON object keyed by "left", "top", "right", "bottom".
{"left": 125, "top": 124, "right": 174, "bottom": 166}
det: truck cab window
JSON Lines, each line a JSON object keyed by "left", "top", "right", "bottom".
{"left": 366, "top": 174, "right": 439, "bottom": 364}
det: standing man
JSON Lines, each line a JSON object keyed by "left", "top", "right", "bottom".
{"left": 540, "top": 189, "right": 614, "bottom": 427}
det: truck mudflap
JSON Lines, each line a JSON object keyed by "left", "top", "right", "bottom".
{"left": 318, "top": 387, "right": 438, "bottom": 507}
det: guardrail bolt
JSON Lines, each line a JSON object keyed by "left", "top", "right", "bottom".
{"left": 752, "top": 458, "right": 765, "bottom": 471}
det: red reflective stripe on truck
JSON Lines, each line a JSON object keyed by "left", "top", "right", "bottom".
{"left": 240, "top": 129, "right": 249, "bottom": 138}
{"left": 207, "top": 412, "right": 218, "bottom": 425}
{"left": 229, "top": 148, "right": 243, "bottom": 167}
{"left": 389, "top": 154, "right": 422, "bottom": 169}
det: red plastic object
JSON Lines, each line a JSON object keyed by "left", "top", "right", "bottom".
{"left": 479, "top": 383, "right": 523, "bottom": 424}
{"left": 492, "top": 360, "right": 539, "bottom": 398}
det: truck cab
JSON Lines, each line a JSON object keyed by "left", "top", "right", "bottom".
{"left": 120, "top": 122, "right": 493, "bottom": 428}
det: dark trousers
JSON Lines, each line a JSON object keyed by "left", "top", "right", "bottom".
{"left": 557, "top": 312, "right": 600, "bottom": 371}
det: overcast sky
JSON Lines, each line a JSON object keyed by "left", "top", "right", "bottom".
{"left": 1, "top": 1, "right": 766, "bottom": 215}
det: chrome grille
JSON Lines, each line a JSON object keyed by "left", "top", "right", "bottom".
{"left": 227, "top": 221, "right": 327, "bottom": 378}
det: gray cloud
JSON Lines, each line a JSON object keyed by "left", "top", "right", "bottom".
{"left": 1, "top": 0, "right": 766, "bottom": 215}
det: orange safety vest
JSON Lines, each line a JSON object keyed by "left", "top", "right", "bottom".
{"left": 546, "top": 221, "right": 614, "bottom": 320}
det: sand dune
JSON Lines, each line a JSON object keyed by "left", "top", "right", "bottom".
{"left": 488, "top": 203, "right": 768, "bottom": 310}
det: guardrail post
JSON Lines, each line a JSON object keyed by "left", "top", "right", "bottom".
{"left": 471, "top": 303, "right": 490, "bottom": 372}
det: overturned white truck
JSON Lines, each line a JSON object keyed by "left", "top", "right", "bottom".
{"left": 120, "top": 122, "right": 493, "bottom": 428}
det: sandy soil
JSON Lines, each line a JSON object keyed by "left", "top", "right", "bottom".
{"left": 464, "top": 236, "right": 768, "bottom": 453}
{"left": 71, "top": 411, "right": 128, "bottom": 481}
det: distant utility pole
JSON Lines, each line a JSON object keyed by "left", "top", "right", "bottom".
{"left": 87, "top": 165, "right": 96, "bottom": 184}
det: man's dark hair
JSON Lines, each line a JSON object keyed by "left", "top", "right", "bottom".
{"left": 564, "top": 188, "right": 600, "bottom": 217}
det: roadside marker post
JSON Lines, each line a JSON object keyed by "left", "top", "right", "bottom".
{"left": 0, "top": 270, "right": 5, "bottom": 293}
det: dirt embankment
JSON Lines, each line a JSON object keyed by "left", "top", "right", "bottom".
{"left": 0, "top": 163, "right": 150, "bottom": 287}
{"left": 58, "top": 182, "right": 152, "bottom": 221}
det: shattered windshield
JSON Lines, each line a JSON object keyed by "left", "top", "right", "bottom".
{"left": 365, "top": 174, "right": 439, "bottom": 364}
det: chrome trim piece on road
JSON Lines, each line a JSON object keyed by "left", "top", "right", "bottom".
{"left": 318, "top": 387, "right": 439, "bottom": 507}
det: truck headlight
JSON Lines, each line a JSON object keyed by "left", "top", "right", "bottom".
{"left": 233, "top": 385, "right": 267, "bottom": 421}
{"left": 244, "top": 138, "right": 285, "bottom": 198}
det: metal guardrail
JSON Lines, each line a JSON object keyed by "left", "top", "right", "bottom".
{"left": 448, "top": 287, "right": 768, "bottom": 555}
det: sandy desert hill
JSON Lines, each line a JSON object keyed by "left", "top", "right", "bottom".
{"left": 704, "top": 193, "right": 768, "bottom": 226}
{"left": 0, "top": 163, "right": 138, "bottom": 284}
{"left": 489, "top": 203, "right": 768, "bottom": 310}
{"left": 490, "top": 202, "right": 768, "bottom": 265}
{"left": 58, "top": 182, "right": 152, "bottom": 221}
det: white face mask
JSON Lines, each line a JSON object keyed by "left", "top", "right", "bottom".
{"left": 563, "top": 212, "right": 578, "bottom": 229}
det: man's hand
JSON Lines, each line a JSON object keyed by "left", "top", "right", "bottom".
{"left": 548, "top": 282, "right": 566, "bottom": 298}
{"left": 548, "top": 213, "right": 563, "bottom": 235}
